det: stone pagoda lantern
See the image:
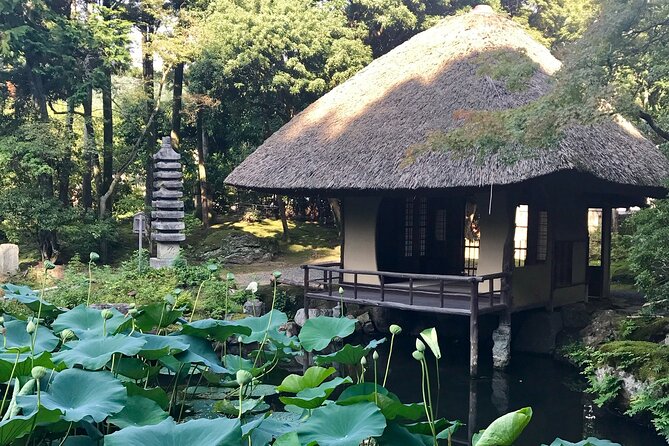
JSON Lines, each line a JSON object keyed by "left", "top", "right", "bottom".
{"left": 150, "top": 136, "right": 185, "bottom": 268}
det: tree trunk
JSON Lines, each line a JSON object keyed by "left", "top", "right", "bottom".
{"left": 82, "top": 85, "right": 94, "bottom": 211}
{"left": 143, "top": 23, "right": 156, "bottom": 209}
{"left": 196, "top": 110, "right": 210, "bottom": 227}
{"left": 58, "top": 97, "right": 75, "bottom": 206}
{"left": 277, "top": 196, "right": 289, "bottom": 241}
{"left": 171, "top": 63, "right": 184, "bottom": 150}
{"left": 101, "top": 71, "right": 113, "bottom": 214}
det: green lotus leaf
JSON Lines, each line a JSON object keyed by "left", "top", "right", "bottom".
{"left": 52, "top": 305, "right": 130, "bottom": 339}
{"left": 124, "top": 382, "right": 170, "bottom": 410}
{"left": 0, "top": 405, "right": 61, "bottom": 445}
{"left": 114, "top": 357, "right": 161, "bottom": 380}
{"left": 474, "top": 407, "right": 533, "bottom": 446}
{"left": 404, "top": 419, "right": 452, "bottom": 436}
{"left": 214, "top": 397, "right": 267, "bottom": 417}
{"left": 298, "top": 402, "right": 386, "bottom": 446}
{"left": 0, "top": 284, "right": 62, "bottom": 318}
{"left": 133, "top": 302, "right": 183, "bottom": 332}
{"left": 419, "top": 327, "right": 442, "bottom": 359}
{"left": 277, "top": 366, "right": 336, "bottom": 393}
{"left": 436, "top": 420, "right": 464, "bottom": 440}
{"left": 315, "top": 338, "right": 386, "bottom": 365}
{"left": 60, "top": 436, "right": 99, "bottom": 445}
{"left": 0, "top": 351, "right": 57, "bottom": 382}
{"left": 181, "top": 319, "right": 251, "bottom": 341}
{"left": 377, "top": 422, "right": 433, "bottom": 446}
{"left": 104, "top": 417, "right": 243, "bottom": 446}
{"left": 2, "top": 319, "right": 59, "bottom": 354}
{"left": 171, "top": 334, "right": 229, "bottom": 373}
{"left": 52, "top": 334, "right": 146, "bottom": 370}
{"left": 18, "top": 369, "right": 126, "bottom": 423}
{"left": 546, "top": 439, "right": 621, "bottom": 446}
{"left": 108, "top": 395, "right": 169, "bottom": 428}
{"left": 133, "top": 333, "right": 189, "bottom": 360}
{"left": 244, "top": 412, "right": 299, "bottom": 446}
{"left": 298, "top": 316, "right": 356, "bottom": 352}
{"left": 279, "top": 376, "right": 352, "bottom": 409}
{"left": 236, "top": 310, "right": 288, "bottom": 343}
{"left": 337, "top": 384, "right": 423, "bottom": 421}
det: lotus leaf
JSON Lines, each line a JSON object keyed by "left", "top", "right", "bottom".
{"left": 52, "top": 305, "right": 130, "bottom": 339}
{"left": 546, "top": 439, "right": 622, "bottom": 446}
{"left": 0, "top": 284, "right": 62, "bottom": 318}
{"left": 244, "top": 412, "right": 300, "bottom": 446}
{"left": 108, "top": 395, "right": 169, "bottom": 428}
{"left": 114, "top": 357, "right": 161, "bottom": 380}
{"left": 419, "top": 327, "right": 441, "bottom": 359}
{"left": 133, "top": 302, "right": 183, "bottom": 331}
{"left": 236, "top": 310, "right": 288, "bottom": 343}
{"left": 18, "top": 369, "right": 126, "bottom": 423}
{"left": 279, "top": 376, "right": 352, "bottom": 409}
{"left": 2, "top": 319, "right": 59, "bottom": 354}
{"left": 0, "top": 406, "right": 61, "bottom": 445}
{"left": 314, "top": 338, "right": 386, "bottom": 365}
{"left": 169, "top": 334, "right": 228, "bottom": 373}
{"left": 134, "top": 333, "right": 190, "bottom": 360}
{"left": 299, "top": 316, "right": 356, "bottom": 352}
{"left": 337, "top": 384, "right": 423, "bottom": 421}
{"left": 377, "top": 422, "right": 433, "bottom": 446}
{"left": 124, "top": 383, "right": 170, "bottom": 410}
{"left": 277, "top": 366, "right": 335, "bottom": 393}
{"left": 181, "top": 319, "right": 251, "bottom": 341}
{"left": 298, "top": 402, "right": 386, "bottom": 446}
{"left": 0, "top": 351, "right": 57, "bottom": 381}
{"left": 104, "top": 417, "right": 243, "bottom": 446}
{"left": 52, "top": 334, "right": 146, "bottom": 369}
{"left": 474, "top": 407, "right": 533, "bottom": 446}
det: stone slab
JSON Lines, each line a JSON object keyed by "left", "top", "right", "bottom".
{"left": 513, "top": 311, "right": 563, "bottom": 354}
{"left": 155, "top": 161, "right": 182, "bottom": 170}
{"left": 152, "top": 200, "right": 184, "bottom": 209}
{"left": 153, "top": 188, "right": 183, "bottom": 199}
{"left": 153, "top": 180, "right": 183, "bottom": 189}
{"left": 154, "top": 171, "right": 183, "bottom": 180}
{"left": 153, "top": 136, "right": 181, "bottom": 161}
{"left": 157, "top": 243, "right": 181, "bottom": 260}
{"left": 0, "top": 244, "right": 19, "bottom": 275}
{"left": 152, "top": 210, "right": 185, "bottom": 219}
{"left": 150, "top": 257, "right": 176, "bottom": 268}
{"left": 152, "top": 221, "right": 185, "bottom": 231}
{"left": 152, "top": 232, "right": 186, "bottom": 242}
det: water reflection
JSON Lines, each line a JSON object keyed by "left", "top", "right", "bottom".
{"left": 381, "top": 337, "right": 665, "bottom": 446}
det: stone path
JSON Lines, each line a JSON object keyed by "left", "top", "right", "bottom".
{"left": 233, "top": 265, "right": 304, "bottom": 288}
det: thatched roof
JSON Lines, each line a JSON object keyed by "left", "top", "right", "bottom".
{"left": 225, "top": 6, "right": 669, "bottom": 195}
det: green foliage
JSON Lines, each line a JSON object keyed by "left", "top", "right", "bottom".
{"left": 589, "top": 373, "right": 622, "bottom": 407}
{"left": 473, "top": 407, "right": 533, "bottom": 446}
{"left": 475, "top": 49, "right": 539, "bottom": 92}
{"left": 627, "top": 377, "right": 669, "bottom": 440}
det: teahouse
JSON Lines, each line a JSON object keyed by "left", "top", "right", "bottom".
{"left": 225, "top": 6, "right": 669, "bottom": 374}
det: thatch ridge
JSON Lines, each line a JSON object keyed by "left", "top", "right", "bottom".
{"left": 225, "top": 9, "right": 669, "bottom": 193}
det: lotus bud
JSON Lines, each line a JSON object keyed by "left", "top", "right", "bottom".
{"left": 272, "top": 271, "right": 282, "bottom": 279}
{"left": 0, "top": 316, "right": 5, "bottom": 325}
{"left": 238, "top": 335, "right": 244, "bottom": 344}
{"left": 44, "top": 261, "right": 56, "bottom": 271}
{"left": 236, "top": 370, "right": 253, "bottom": 386}
{"left": 101, "top": 309, "right": 113, "bottom": 320}
{"left": 127, "top": 308, "right": 138, "bottom": 317}
{"left": 207, "top": 264, "right": 219, "bottom": 272}
{"left": 412, "top": 350, "right": 424, "bottom": 361}
{"left": 415, "top": 339, "right": 426, "bottom": 352}
{"left": 338, "top": 287, "right": 344, "bottom": 295}
{"left": 246, "top": 282, "right": 258, "bottom": 294}
{"left": 26, "top": 320, "right": 37, "bottom": 334}
{"left": 389, "top": 324, "right": 402, "bottom": 335}
{"left": 89, "top": 252, "right": 100, "bottom": 262}
{"left": 360, "top": 356, "right": 367, "bottom": 366}
{"left": 226, "top": 272, "right": 235, "bottom": 281}
{"left": 373, "top": 351, "right": 379, "bottom": 361}
{"left": 60, "top": 329, "right": 75, "bottom": 342}
{"left": 128, "top": 303, "right": 136, "bottom": 309}
{"left": 31, "top": 366, "right": 47, "bottom": 380}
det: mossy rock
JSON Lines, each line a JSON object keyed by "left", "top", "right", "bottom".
{"left": 622, "top": 317, "right": 669, "bottom": 342}
{"left": 599, "top": 340, "right": 669, "bottom": 381}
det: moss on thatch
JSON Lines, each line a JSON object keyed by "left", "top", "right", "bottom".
{"left": 225, "top": 8, "right": 669, "bottom": 193}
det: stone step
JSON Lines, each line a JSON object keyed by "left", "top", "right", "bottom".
{"left": 154, "top": 171, "right": 183, "bottom": 180}
{"left": 152, "top": 221, "right": 185, "bottom": 231}
{"left": 152, "top": 233, "right": 186, "bottom": 242}
{"left": 154, "top": 161, "right": 181, "bottom": 170}
{"left": 152, "top": 210, "right": 185, "bottom": 219}
{"left": 153, "top": 180, "right": 183, "bottom": 189}
{"left": 153, "top": 188, "right": 183, "bottom": 199}
{"left": 152, "top": 200, "right": 184, "bottom": 209}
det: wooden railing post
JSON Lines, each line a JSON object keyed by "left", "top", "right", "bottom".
{"left": 328, "top": 270, "right": 333, "bottom": 297}
{"left": 354, "top": 273, "right": 358, "bottom": 300}
{"left": 303, "top": 266, "right": 311, "bottom": 372}
{"left": 470, "top": 280, "right": 479, "bottom": 377}
{"left": 439, "top": 280, "right": 444, "bottom": 308}
{"left": 380, "top": 275, "right": 385, "bottom": 302}
{"left": 409, "top": 278, "right": 414, "bottom": 305}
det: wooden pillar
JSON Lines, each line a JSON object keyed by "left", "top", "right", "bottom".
{"left": 303, "top": 266, "right": 311, "bottom": 372}
{"left": 601, "top": 207, "right": 612, "bottom": 299}
{"left": 468, "top": 378, "right": 478, "bottom": 444}
{"left": 470, "top": 281, "right": 479, "bottom": 377}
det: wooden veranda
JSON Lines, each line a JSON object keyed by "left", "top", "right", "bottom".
{"left": 302, "top": 262, "right": 511, "bottom": 375}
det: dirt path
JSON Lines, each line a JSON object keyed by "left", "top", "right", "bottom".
{"left": 232, "top": 264, "right": 304, "bottom": 287}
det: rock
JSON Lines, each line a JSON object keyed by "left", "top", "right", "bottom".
{"left": 580, "top": 310, "right": 621, "bottom": 347}
{"left": 363, "top": 321, "right": 375, "bottom": 334}
{"left": 0, "top": 244, "right": 19, "bottom": 276}
{"left": 348, "top": 314, "right": 362, "bottom": 332}
{"left": 243, "top": 299, "right": 265, "bottom": 316}
{"left": 664, "top": 334, "right": 669, "bottom": 346}
{"left": 513, "top": 311, "right": 563, "bottom": 354}
{"left": 90, "top": 303, "right": 133, "bottom": 315}
{"left": 368, "top": 307, "right": 391, "bottom": 333}
{"left": 205, "top": 232, "right": 278, "bottom": 265}
{"left": 279, "top": 321, "right": 300, "bottom": 338}
{"left": 356, "top": 312, "right": 371, "bottom": 326}
{"left": 595, "top": 366, "right": 645, "bottom": 406}
{"left": 561, "top": 303, "right": 591, "bottom": 329}
{"left": 294, "top": 308, "right": 333, "bottom": 327}
{"left": 332, "top": 304, "right": 342, "bottom": 318}
{"left": 492, "top": 322, "right": 511, "bottom": 369}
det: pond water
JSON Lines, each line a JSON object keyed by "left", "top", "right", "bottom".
{"left": 382, "top": 337, "right": 667, "bottom": 446}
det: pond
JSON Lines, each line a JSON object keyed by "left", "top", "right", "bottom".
{"left": 383, "top": 337, "right": 666, "bottom": 446}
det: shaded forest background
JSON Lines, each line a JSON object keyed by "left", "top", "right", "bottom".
{"left": 1, "top": 0, "right": 668, "bottom": 263}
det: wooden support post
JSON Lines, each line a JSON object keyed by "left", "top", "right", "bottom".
{"left": 380, "top": 275, "right": 385, "bottom": 302}
{"left": 354, "top": 273, "right": 358, "bottom": 300}
{"left": 439, "top": 280, "right": 444, "bottom": 308}
{"left": 470, "top": 280, "right": 479, "bottom": 377}
{"left": 303, "top": 266, "right": 311, "bottom": 372}
{"left": 409, "top": 278, "right": 414, "bottom": 305}
{"left": 601, "top": 207, "right": 612, "bottom": 300}
{"left": 468, "top": 378, "right": 478, "bottom": 444}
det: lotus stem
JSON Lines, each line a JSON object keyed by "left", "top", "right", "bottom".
{"left": 179, "top": 365, "right": 199, "bottom": 421}
{"left": 58, "top": 422, "right": 73, "bottom": 446}
{"left": 87, "top": 261, "right": 93, "bottom": 306}
{"left": 253, "top": 275, "right": 279, "bottom": 368}
{"left": 382, "top": 333, "right": 396, "bottom": 387}
{"left": 419, "top": 359, "right": 437, "bottom": 444}
{"left": 422, "top": 357, "right": 435, "bottom": 425}
{"left": 238, "top": 385, "right": 243, "bottom": 419}
{"left": 223, "top": 278, "right": 230, "bottom": 321}
{"left": 0, "top": 351, "right": 20, "bottom": 414}
{"left": 373, "top": 353, "right": 379, "bottom": 405}
{"left": 434, "top": 355, "right": 441, "bottom": 418}
{"left": 190, "top": 278, "right": 208, "bottom": 323}
{"left": 102, "top": 319, "right": 107, "bottom": 337}
{"left": 168, "top": 363, "right": 185, "bottom": 414}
